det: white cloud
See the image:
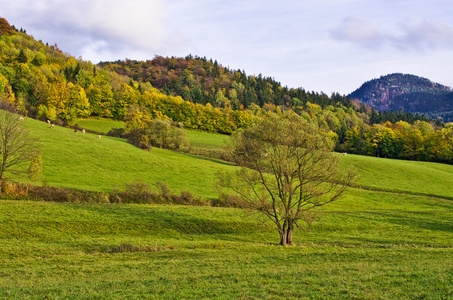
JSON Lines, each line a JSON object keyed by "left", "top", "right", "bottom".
{"left": 331, "top": 17, "right": 453, "bottom": 51}
{"left": 2, "top": 0, "right": 183, "bottom": 61}
{"left": 392, "top": 21, "right": 453, "bottom": 50}
{"left": 330, "top": 17, "right": 384, "bottom": 48}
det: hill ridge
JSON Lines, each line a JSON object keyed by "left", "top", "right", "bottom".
{"left": 349, "top": 73, "right": 453, "bottom": 121}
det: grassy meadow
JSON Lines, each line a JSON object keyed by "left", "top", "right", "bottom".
{"left": 0, "top": 116, "right": 452, "bottom": 298}
{"left": 1, "top": 197, "right": 452, "bottom": 299}
{"left": 21, "top": 117, "right": 236, "bottom": 198}
{"left": 76, "top": 118, "right": 125, "bottom": 134}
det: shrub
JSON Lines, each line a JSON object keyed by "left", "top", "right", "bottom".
{"left": 113, "top": 181, "right": 208, "bottom": 206}
{"left": 1, "top": 181, "right": 221, "bottom": 208}
{"left": 29, "top": 185, "right": 74, "bottom": 202}
{"left": 125, "top": 129, "right": 152, "bottom": 151}
{"left": 171, "top": 128, "right": 190, "bottom": 151}
{"left": 1, "top": 181, "right": 28, "bottom": 198}
{"left": 155, "top": 180, "right": 172, "bottom": 203}
{"left": 173, "top": 190, "right": 205, "bottom": 206}
{"left": 107, "top": 127, "right": 126, "bottom": 138}
{"left": 117, "top": 181, "right": 157, "bottom": 204}
{"left": 211, "top": 192, "right": 247, "bottom": 208}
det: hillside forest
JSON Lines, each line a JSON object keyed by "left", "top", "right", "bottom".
{"left": 349, "top": 73, "right": 453, "bottom": 122}
{"left": 1, "top": 17, "right": 453, "bottom": 164}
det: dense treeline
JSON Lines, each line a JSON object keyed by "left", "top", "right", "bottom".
{"left": 1, "top": 17, "right": 452, "bottom": 164}
{"left": 100, "top": 55, "right": 356, "bottom": 110}
{"left": 341, "top": 120, "right": 453, "bottom": 164}
{"left": 369, "top": 108, "right": 440, "bottom": 126}
{"left": 100, "top": 56, "right": 441, "bottom": 127}
{"left": 0, "top": 18, "right": 251, "bottom": 134}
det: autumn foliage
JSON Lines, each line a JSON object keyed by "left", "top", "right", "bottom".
{"left": 0, "top": 17, "right": 452, "bottom": 164}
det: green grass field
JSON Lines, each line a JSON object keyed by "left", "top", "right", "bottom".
{"left": 20, "top": 116, "right": 236, "bottom": 198}
{"left": 1, "top": 116, "right": 452, "bottom": 298}
{"left": 76, "top": 118, "right": 125, "bottom": 134}
{"left": 17, "top": 116, "right": 453, "bottom": 201}
{"left": 185, "top": 129, "right": 231, "bottom": 150}
{"left": 340, "top": 153, "right": 453, "bottom": 199}
{"left": 1, "top": 198, "right": 451, "bottom": 299}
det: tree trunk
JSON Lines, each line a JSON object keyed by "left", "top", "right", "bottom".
{"left": 279, "top": 223, "right": 294, "bottom": 246}
{"left": 286, "top": 227, "right": 294, "bottom": 245}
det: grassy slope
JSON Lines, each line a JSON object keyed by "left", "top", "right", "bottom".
{"left": 185, "top": 129, "right": 231, "bottom": 149}
{"left": 22, "top": 117, "right": 236, "bottom": 198}
{"left": 1, "top": 116, "right": 452, "bottom": 298}
{"left": 0, "top": 200, "right": 451, "bottom": 299}
{"left": 73, "top": 117, "right": 453, "bottom": 199}
{"left": 21, "top": 116, "right": 453, "bottom": 201}
{"left": 340, "top": 153, "right": 453, "bottom": 199}
{"left": 76, "top": 118, "right": 125, "bottom": 134}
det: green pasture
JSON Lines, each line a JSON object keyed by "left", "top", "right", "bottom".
{"left": 18, "top": 116, "right": 453, "bottom": 202}
{"left": 185, "top": 129, "right": 231, "bottom": 150}
{"left": 21, "top": 117, "right": 236, "bottom": 198}
{"left": 76, "top": 118, "right": 125, "bottom": 134}
{"left": 1, "top": 116, "right": 452, "bottom": 298}
{"left": 0, "top": 197, "right": 451, "bottom": 299}
{"left": 340, "top": 153, "right": 453, "bottom": 199}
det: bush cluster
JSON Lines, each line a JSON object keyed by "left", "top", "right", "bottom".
{"left": 106, "top": 127, "right": 126, "bottom": 138}
{"left": 1, "top": 181, "right": 208, "bottom": 206}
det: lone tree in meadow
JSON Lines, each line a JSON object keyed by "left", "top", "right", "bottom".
{"left": 0, "top": 108, "right": 39, "bottom": 194}
{"left": 218, "top": 112, "right": 356, "bottom": 246}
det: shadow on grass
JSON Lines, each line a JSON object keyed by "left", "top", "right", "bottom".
{"left": 380, "top": 212, "right": 453, "bottom": 234}
{"left": 179, "top": 152, "right": 236, "bottom": 166}
{"left": 340, "top": 211, "right": 453, "bottom": 234}
{"left": 59, "top": 203, "right": 260, "bottom": 237}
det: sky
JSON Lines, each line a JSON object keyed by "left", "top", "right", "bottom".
{"left": 2, "top": 0, "right": 453, "bottom": 95}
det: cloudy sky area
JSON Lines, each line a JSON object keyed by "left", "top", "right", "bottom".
{"left": 2, "top": 0, "right": 453, "bottom": 94}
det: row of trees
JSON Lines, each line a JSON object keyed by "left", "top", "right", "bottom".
{"left": 0, "top": 21, "right": 254, "bottom": 135}
{"left": 100, "top": 56, "right": 355, "bottom": 110}
{"left": 341, "top": 121, "right": 453, "bottom": 163}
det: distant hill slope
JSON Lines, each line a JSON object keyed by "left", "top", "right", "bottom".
{"left": 13, "top": 112, "right": 237, "bottom": 198}
{"left": 17, "top": 114, "right": 453, "bottom": 201}
{"left": 348, "top": 73, "right": 453, "bottom": 122}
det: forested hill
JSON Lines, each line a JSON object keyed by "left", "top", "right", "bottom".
{"left": 0, "top": 17, "right": 254, "bottom": 134}
{"left": 348, "top": 73, "right": 453, "bottom": 122}
{"left": 99, "top": 56, "right": 354, "bottom": 110}
{"left": 3, "top": 16, "right": 453, "bottom": 164}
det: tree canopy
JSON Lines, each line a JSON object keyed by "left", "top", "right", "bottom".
{"left": 0, "top": 109, "right": 39, "bottom": 194}
{"left": 218, "top": 112, "right": 356, "bottom": 245}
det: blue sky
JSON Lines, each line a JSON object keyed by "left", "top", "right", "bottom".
{"left": 2, "top": 0, "right": 453, "bottom": 94}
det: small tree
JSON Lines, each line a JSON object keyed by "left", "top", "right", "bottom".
{"left": 218, "top": 112, "right": 356, "bottom": 246}
{"left": 27, "top": 153, "right": 42, "bottom": 193}
{"left": 0, "top": 109, "right": 40, "bottom": 194}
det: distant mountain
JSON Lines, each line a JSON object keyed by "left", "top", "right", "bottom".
{"left": 348, "top": 73, "right": 453, "bottom": 122}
